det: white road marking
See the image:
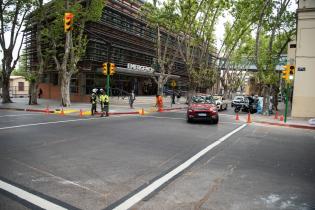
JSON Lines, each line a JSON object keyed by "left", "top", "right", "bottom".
{"left": 113, "top": 123, "right": 247, "bottom": 210}
{"left": 0, "top": 180, "right": 67, "bottom": 210}
{"left": 0, "top": 113, "right": 41, "bottom": 118}
{"left": 0, "top": 115, "right": 131, "bottom": 130}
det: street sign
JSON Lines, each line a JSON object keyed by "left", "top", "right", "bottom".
{"left": 171, "top": 80, "right": 176, "bottom": 87}
{"left": 298, "top": 67, "right": 305, "bottom": 71}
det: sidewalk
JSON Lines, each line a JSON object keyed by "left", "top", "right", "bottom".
{"left": 0, "top": 96, "right": 188, "bottom": 116}
{"left": 237, "top": 102, "right": 315, "bottom": 130}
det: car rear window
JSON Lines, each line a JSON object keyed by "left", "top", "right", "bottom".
{"left": 192, "top": 96, "right": 215, "bottom": 104}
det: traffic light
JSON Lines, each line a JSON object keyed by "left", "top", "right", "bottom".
{"left": 282, "top": 65, "right": 290, "bottom": 81}
{"left": 109, "top": 63, "right": 116, "bottom": 75}
{"left": 289, "top": 65, "right": 295, "bottom": 80}
{"left": 102, "top": 63, "right": 108, "bottom": 75}
{"left": 64, "top": 13, "right": 74, "bottom": 33}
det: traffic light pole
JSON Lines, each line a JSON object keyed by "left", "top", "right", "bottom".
{"left": 284, "top": 83, "right": 290, "bottom": 123}
{"left": 106, "top": 63, "right": 110, "bottom": 115}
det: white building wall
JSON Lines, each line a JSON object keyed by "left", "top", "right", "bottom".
{"left": 292, "top": 2, "right": 315, "bottom": 117}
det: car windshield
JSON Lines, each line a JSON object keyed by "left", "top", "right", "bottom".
{"left": 192, "top": 96, "right": 215, "bottom": 104}
{"left": 234, "top": 96, "right": 243, "bottom": 100}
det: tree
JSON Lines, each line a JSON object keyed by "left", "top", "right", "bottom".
{"left": 141, "top": 0, "right": 179, "bottom": 96}
{"left": 0, "top": 0, "right": 33, "bottom": 103}
{"left": 254, "top": 0, "right": 295, "bottom": 114}
{"left": 23, "top": 0, "right": 46, "bottom": 105}
{"left": 40, "top": 0, "right": 104, "bottom": 107}
{"left": 214, "top": 0, "right": 263, "bottom": 97}
{"left": 174, "top": 0, "right": 228, "bottom": 101}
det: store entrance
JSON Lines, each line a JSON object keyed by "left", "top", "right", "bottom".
{"left": 112, "top": 75, "right": 157, "bottom": 96}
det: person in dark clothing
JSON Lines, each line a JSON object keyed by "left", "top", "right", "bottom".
{"left": 38, "top": 88, "right": 43, "bottom": 98}
{"left": 171, "top": 91, "right": 176, "bottom": 105}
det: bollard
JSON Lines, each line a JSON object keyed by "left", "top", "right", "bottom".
{"left": 247, "top": 112, "right": 251, "bottom": 123}
{"left": 236, "top": 112, "right": 239, "bottom": 121}
{"left": 274, "top": 111, "right": 279, "bottom": 119}
{"left": 60, "top": 108, "right": 65, "bottom": 116}
{"left": 45, "top": 106, "right": 49, "bottom": 115}
{"left": 279, "top": 115, "right": 284, "bottom": 121}
{"left": 80, "top": 109, "right": 83, "bottom": 117}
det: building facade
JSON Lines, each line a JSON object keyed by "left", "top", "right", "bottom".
{"left": 291, "top": 0, "right": 315, "bottom": 117}
{"left": 9, "top": 76, "right": 29, "bottom": 98}
{"left": 26, "top": 0, "right": 194, "bottom": 102}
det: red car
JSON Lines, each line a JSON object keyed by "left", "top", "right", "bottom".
{"left": 187, "top": 95, "right": 219, "bottom": 124}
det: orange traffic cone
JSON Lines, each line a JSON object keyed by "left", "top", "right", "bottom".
{"left": 236, "top": 112, "right": 239, "bottom": 121}
{"left": 79, "top": 109, "right": 83, "bottom": 117}
{"left": 274, "top": 111, "right": 279, "bottom": 119}
{"left": 247, "top": 112, "right": 251, "bottom": 123}
{"left": 279, "top": 115, "right": 284, "bottom": 121}
{"left": 141, "top": 108, "right": 144, "bottom": 115}
{"left": 60, "top": 108, "right": 65, "bottom": 116}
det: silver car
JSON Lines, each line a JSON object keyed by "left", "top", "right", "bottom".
{"left": 213, "top": 95, "right": 228, "bottom": 111}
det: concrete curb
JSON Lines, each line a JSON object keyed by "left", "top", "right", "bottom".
{"left": 255, "top": 121, "right": 315, "bottom": 130}
{"left": 0, "top": 106, "right": 187, "bottom": 116}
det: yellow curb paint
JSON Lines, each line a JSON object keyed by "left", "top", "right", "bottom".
{"left": 83, "top": 111, "right": 91, "bottom": 115}
{"left": 54, "top": 109, "right": 79, "bottom": 114}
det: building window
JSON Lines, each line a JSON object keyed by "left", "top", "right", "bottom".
{"left": 18, "top": 82, "right": 24, "bottom": 91}
{"left": 70, "top": 76, "right": 79, "bottom": 93}
{"left": 51, "top": 73, "right": 59, "bottom": 85}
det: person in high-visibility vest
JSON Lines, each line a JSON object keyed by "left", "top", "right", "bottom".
{"left": 90, "top": 88, "right": 98, "bottom": 116}
{"left": 99, "top": 89, "right": 109, "bottom": 117}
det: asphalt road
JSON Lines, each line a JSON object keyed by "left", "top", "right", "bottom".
{"left": 0, "top": 109, "right": 314, "bottom": 210}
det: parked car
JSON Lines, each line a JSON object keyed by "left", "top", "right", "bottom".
{"left": 213, "top": 95, "right": 228, "bottom": 111}
{"left": 234, "top": 96, "right": 258, "bottom": 114}
{"left": 187, "top": 95, "right": 219, "bottom": 124}
{"left": 231, "top": 96, "right": 245, "bottom": 107}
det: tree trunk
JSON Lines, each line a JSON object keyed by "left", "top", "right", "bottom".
{"left": 60, "top": 73, "right": 71, "bottom": 107}
{"left": 28, "top": 81, "right": 38, "bottom": 105}
{"left": 157, "top": 76, "right": 164, "bottom": 96}
{"left": 1, "top": 74, "right": 12, "bottom": 103}
{"left": 262, "top": 85, "right": 271, "bottom": 115}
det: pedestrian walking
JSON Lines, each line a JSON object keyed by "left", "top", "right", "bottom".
{"left": 90, "top": 88, "right": 98, "bottom": 116}
{"left": 38, "top": 88, "right": 43, "bottom": 98}
{"left": 171, "top": 91, "right": 176, "bottom": 105}
{"left": 129, "top": 90, "right": 136, "bottom": 109}
{"left": 99, "top": 89, "right": 109, "bottom": 117}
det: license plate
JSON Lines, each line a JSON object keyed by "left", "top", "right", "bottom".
{"left": 198, "top": 113, "right": 207, "bottom": 117}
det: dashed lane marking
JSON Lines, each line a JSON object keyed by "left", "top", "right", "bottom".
{"left": 0, "top": 180, "right": 67, "bottom": 210}
{"left": 112, "top": 124, "right": 247, "bottom": 210}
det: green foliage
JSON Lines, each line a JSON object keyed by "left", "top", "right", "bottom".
{"left": 34, "top": 0, "right": 106, "bottom": 77}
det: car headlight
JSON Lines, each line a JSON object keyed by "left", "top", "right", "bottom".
{"left": 210, "top": 107, "right": 217, "bottom": 112}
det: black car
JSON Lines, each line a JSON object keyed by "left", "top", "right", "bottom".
{"left": 234, "top": 96, "right": 258, "bottom": 113}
